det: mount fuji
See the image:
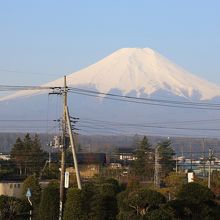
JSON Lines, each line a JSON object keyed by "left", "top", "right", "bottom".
{"left": 2, "top": 47, "right": 220, "bottom": 101}
{"left": 1, "top": 48, "right": 220, "bottom": 137}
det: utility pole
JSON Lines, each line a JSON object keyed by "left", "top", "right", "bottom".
{"left": 154, "top": 145, "right": 160, "bottom": 188}
{"left": 59, "top": 76, "right": 68, "bottom": 220}
{"left": 202, "top": 139, "right": 206, "bottom": 177}
{"left": 49, "top": 151, "right": 51, "bottom": 170}
{"left": 190, "top": 142, "right": 193, "bottom": 171}
{"left": 175, "top": 156, "right": 178, "bottom": 173}
{"left": 208, "top": 148, "right": 213, "bottom": 189}
{"left": 65, "top": 106, "right": 82, "bottom": 189}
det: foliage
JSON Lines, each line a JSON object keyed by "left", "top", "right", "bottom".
{"left": 64, "top": 178, "right": 119, "bottom": 220}
{"left": 177, "top": 182, "right": 215, "bottom": 204}
{"left": 63, "top": 188, "right": 86, "bottom": 220}
{"left": 64, "top": 182, "right": 96, "bottom": 220}
{"left": 211, "top": 170, "right": 220, "bottom": 196}
{"left": 22, "top": 175, "right": 41, "bottom": 208}
{"left": 41, "top": 162, "right": 60, "bottom": 180}
{"left": 117, "top": 188, "right": 166, "bottom": 219}
{"left": 89, "top": 178, "right": 119, "bottom": 220}
{"left": 89, "top": 193, "right": 118, "bottom": 220}
{"left": 10, "top": 137, "right": 24, "bottom": 176}
{"left": 11, "top": 134, "right": 46, "bottom": 176}
{"left": 38, "top": 182, "right": 59, "bottom": 220}
{"left": 164, "top": 182, "right": 220, "bottom": 219}
{"left": 147, "top": 207, "right": 174, "bottom": 220}
{"left": 0, "top": 195, "right": 30, "bottom": 220}
{"left": 163, "top": 171, "right": 186, "bottom": 198}
{"left": 132, "top": 136, "right": 154, "bottom": 180}
{"left": 158, "top": 140, "right": 175, "bottom": 178}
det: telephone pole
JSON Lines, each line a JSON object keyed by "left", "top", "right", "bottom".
{"left": 154, "top": 145, "right": 160, "bottom": 188}
{"left": 190, "top": 142, "right": 193, "bottom": 171}
{"left": 59, "top": 76, "right": 68, "bottom": 220}
{"left": 202, "top": 139, "right": 206, "bottom": 177}
{"left": 66, "top": 106, "right": 82, "bottom": 189}
{"left": 208, "top": 148, "right": 213, "bottom": 189}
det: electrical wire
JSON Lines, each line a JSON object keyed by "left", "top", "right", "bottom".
{"left": 69, "top": 87, "right": 220, "bottom": 108}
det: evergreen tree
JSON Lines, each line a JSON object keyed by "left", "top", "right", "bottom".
{"left": 89, "top": 193, "right": 118, "bottom": 220}
{"left": 29, "top": 135, "right": 45, "bottom": 175}
{"left": 11, "top": 134, "right": 46, "bottom": 176}
{"left": 158, "top": 140, "right": 175, "bottom": 178}
{"left": 23, "top": 134, "right": 32, "bottom": 175}
{"left": 132, "top": 136, "right": 154, "bottom": 180}
{"left": 11, "top": 137, "right": 24, "bottom": 176}
{"left": 22, "top": 175, "right": 41, "bottom": 209}
{"left": 38, "top": 183, "right": 59, "bottom": 220}
{"left": 63, "top": 188, "right": 86, "bottom": 220}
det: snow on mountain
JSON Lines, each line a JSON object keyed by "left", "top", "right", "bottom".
{"left": 2, "top": 47, "right": 220, "bottom": 101}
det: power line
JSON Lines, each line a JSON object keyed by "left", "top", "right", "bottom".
{"left": 0, "top": 68, "right": 65, "bottom": 77}
{"left": 0, "top": 85, "right": 61, "bottom": 91}
{"left": 69, "top": 90, "right": 220, "bottom": 110}
{"left": 1, "top": 84, "right": 220, "bottom": 110}
{"left": 76, "top": 118, "right": 220, "bottom": 132}
{"left": 70, "top": 88, "right": 220, "bottom": 107}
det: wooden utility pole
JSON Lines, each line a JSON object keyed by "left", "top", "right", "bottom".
{"left": 66, "top": 106, "right": 82, "bottom": 189}
{"left": 59, "top": 76, "right": 68, "bottom": 220}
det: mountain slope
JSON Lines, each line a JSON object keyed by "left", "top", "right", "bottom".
{"left": 1, "top": 47, "right": 220, "bottom": 101}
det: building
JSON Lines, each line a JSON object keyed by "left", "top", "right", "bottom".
{"left": 116, "top": 148, "right": 136, "bottom": 163}
{"left": 66, "top": 153, "right": 106, "bottom": 179}
{"left": 0, "top": 180, "right": 23, "bottom": 198}
{"left": 0, "top": 153, "right": 10, "bottom": 161}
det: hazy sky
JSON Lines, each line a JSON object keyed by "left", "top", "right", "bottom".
{"left": 0, "top": 0, "right": 219, "bottom": 86}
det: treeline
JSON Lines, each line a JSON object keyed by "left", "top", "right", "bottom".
{"left": 1, "top": 175, "right": 220, "bottom": 219}
{"left": 1, "top": 132, "right": 220, "bottom": 155}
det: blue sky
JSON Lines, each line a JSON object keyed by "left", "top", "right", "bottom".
{"left": 0, "top": 0, "right": 219, "bottom": 85}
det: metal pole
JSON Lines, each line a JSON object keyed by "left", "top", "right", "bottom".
{"left": 154, "top": 145, "right": 160, "bottom": 188}
{"left": 202, "top": 139, "right": 206, "bottom": 177}
{"left": 59, "top": 76, "right": 67, "bottom": 220}
{"left": 175, "top": 156, "right": 178, "bottom": 173}
{"left": 65, "top": 106, "right": 82, "bottom": 189}
{"left": 190, "top": 143, "right": 193, "bottom": 171}
{"left": 208, "top": 148, "right": 212, "bottom": 189}
{"left": 28, "top": 197, "right": 32, "bottom": 220}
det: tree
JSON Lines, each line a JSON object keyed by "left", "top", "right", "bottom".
{"left": 22, "top": 175, "right": 41, "bottom": 209}
{"left": 177, "top": 182, "right": 214, "bottom": 204}
{"left": 38, "top": 182, "right": 59, "bottom": 220}
{"left": 63, "top": 188, "right": 86, "bottom": 220}
{"left": 163, "top": 171, "right": 186, "bottom": 198}
{"left": 158, "top": 140, "right": 175, "bottom": 179}
{"left": 64, "top": 182, "right": 96, "bottom": 220}
{"left": 89, "top": 193, "right": 118, "bottom": 220}
{"left": 210, "top": 170, "right": 220, "bottom": 197}
{"left": 28, "top": 134, "right": 46, "bottom": 175}
{"left": 10, "top": 137, "right": 24, "bottom": 175}
{"left": 170, "top": 182, "right": 220, "bottom": 219}
{"left": 132, "top": 136, "right": 154, "bottom": 180}
{"left": 117, "top": 188, "right": 166, "bottom": 219}
{"left": 89, "top": 179, "right": 119, "bottom": 220}
{"left": 11, "top": 134, "right": 46, "bottom": 176}
{"left": 0, "top": 195, "right": 30, "bottom": 220}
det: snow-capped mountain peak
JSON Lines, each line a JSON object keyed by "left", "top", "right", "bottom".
{"left": 2, "top": 47, "right": 220, "bottom": 101}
